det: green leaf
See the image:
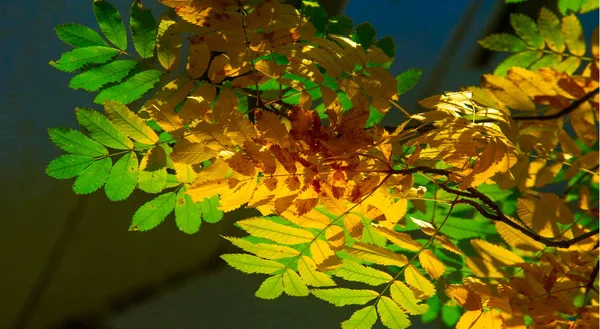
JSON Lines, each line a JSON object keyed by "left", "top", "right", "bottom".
{"left": 538, "top": 8, "right": 565, "bottom": 53}
{"left": 103, "top": 100, "right": 158, "bottom": 144}
{"left": 130, "top": 1, "right": 156, "bottom": 59}
{"left": 390, "top": 281, "right": 429, "bottom": 315}
{"left": 341, "top": 305, "right": 378, "bottom": 329}
{"left": 377, "top": 296, "right": 411, "bottom": 329}
{"left": 558, "top": 0, "right": 582, "bottom": 15}
{"left": 420, "top": 295, "right": 441, "bottom": 324}
{"left": 376, "top": 36, "right": 396, "bottom": 59}
{"left": 529, "top": 53, "right": 561, "bottom": 70}
{"left": 130, "top": 191, "right": 176, "bottom": 231}
{"left": 93, "top": 0, "right": 127, "bottom": 50}
{"left": 157, "top": 17, "right": 181, "bottom": 71}
{"left": 94, "top": 69, "right": 163, "bottom": 105}
{"left": 436, "top": 217, "right": 496, "bottom": 240}
{"left": 334, "top": 259, "right": 393, "bottom": 286}
{"left": 283, "top": 269, "right": 310, "bottom": 296}
{"left": 75, "top": 107, "right": 133, "bottom": 150}
{"left": 478, "top": 33, "right": 528, "bottom": 52}
{"left": 221, "top": 253, "right": 286, "bottom": 274}
{"left": 493, "top": 50, "right": 543, "bottom": 76}
{"left": 48, "top": 127, "right": 108, "bottom": 157}
{"left": 73, "top": 157, "right": 112, "bottom": 195}
{"left": 105, "top": 152, "right": 138, "bottom": 201}
{"left": 175, "top": 189, "right": 202, "bottom": 234}
{"left": 441, "top": 304, "right": 462, "bottom": 327}
{"left": 199, "top": 195, "right": 224, "bottom": 223}
{"left": 54, "top": 23, "right": 109, "bottom": 47}
{"left": 396, "top": 68, "right": 422, "bottom": 96}
{"left": 298, "top": 256, "right": 336, "bottom": 287}
{"left": 137, "top": 168, "right": 167, "bottom": 193}
{"left": 328, "top": 15, "right": 353, "bottom": 36}
{"left": 50, "top": 46, "right": 119, "bottom": 72}
{"left": 46, "top": 155, "right": 96, "bottom": 179}
{"left": 556, "top": 56, "right": 581, "bottom": 74}
{"left": 69, "top": 60, "right": 137, "bottom": 91}
{"left": 353, "top": 23, "right": 376, "bottom": 50}
{"left": 510, "top": 13, "right": 544, "bottom": 49}
{"left": 301, "top": 1, "right": 327, "bottom": 36}
{"left": 255, "top": 274, "right": 284, "bottom": 299}
{"left": 311, "top": 288, "right": 378, "bottom": 306}
{"left": 561, "top": 14, "right": 586, "bottom": 57}
{"left": 224, "top": 237, "right": 301, "bottom": 259}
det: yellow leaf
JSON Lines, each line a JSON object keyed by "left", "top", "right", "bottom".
{"left": 237, "top": 217, "right": 314, "bottom": 245}
{"left": 218, "top": 176, "right": 258, "bottom": 212}
{"left": 404, "top": 264, "right": 435, "bottom": 298}
{"left": 326, "top": 225, "right": 346, "bottom": 250}
{"left": 310, "top": 239, "right": 341, "bottom": 271}
{"left": 445, "top": 285, "right": 482, "bottom": 311}
{"left": 186, "top": 40, "right": 210, "bottom": 78}
{"left": 173, "top": 162, "right": 197, "bottom": 184}
{"left": 410, "top": 217, "right": 436, "bottom": 236}
{"left": 144, "top": 101, "right": 184, "bottom": 133}
{"left": 344, "top": 214, "right": 364, "bottom": 238}
{"left": 156, "top": 17, "right": 181, "bottom": 71}
{"left": 346, "top": 241, "right": 408, "bottom": 267}
{"left": 171, "top": 138, "right": 218, "bottom": 164}
{"left": 592, "top": 27, "right": 598, "bottom": 58}
{"left": 283, "top": 268, "right": 309, "bottom": 296}
{"left": 482, "top": 74, "right": 536, "bottom": 111}
{"left": 470, "top": 239, "right": 524, "bottom": 266}
{"left": 495, "top": 221, "right": 544, "bottom": 252}
{"left": 377, "top": 296, "right": 411, "bottom": 329}
{"left": 194, "top": 158, "right": 231, "bottom": 185}
{"left": 255, "top": 110, "right": 293, "bottom": 147}
{"left": 103, "top": 101, "right": 159, "bottom": 144}
{"left": 224, "top": 236, "right": 301, "bottom": 259}
{"left": 561, "top": 14, "right": 586, "bottom": 57}
{"left": 298, "top": 256, "right": 336, "bottom": 287}
{"left": 186, "top": 178, "right": 231, "bottom": 202}
{"left": 281, "top": 208, "right": 331, "bottom": 229}
{"left": 456, "top": 310, "right": 485, "bottom": 329}
{"left": 374, "top": 226, "right": 423, "bottom": 251}
{"left": 506, "top": 67, "right": 557, "bottom": 98}
{"left": 390, "top": 281, "right": 429, "bottom": 315}
{"left": 434, "top": 235, "right": 463, "bottom": 255}
{"left": 465, "top": 256, "right": 507, "bottom": 279}
{"left": 255, "top": 59, "right": 284, "bottom": 79}
{"left": 418, "top": 250, "right": 445, "bottom": 280}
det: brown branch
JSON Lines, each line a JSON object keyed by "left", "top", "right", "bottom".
{"left": 391, "top": 166, "right": 599, "bottom": 249}
{"left": 512, "top": 87, "right": 599, "bottom": 121}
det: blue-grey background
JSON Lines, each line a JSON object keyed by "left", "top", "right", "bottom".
{"left": 0, "top": 0, "right": 596, "bottom": 328}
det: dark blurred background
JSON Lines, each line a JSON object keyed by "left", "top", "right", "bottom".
{"left": 0, "top": 0, "right": 596, "bottom": 328}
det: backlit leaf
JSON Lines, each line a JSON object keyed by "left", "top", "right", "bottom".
{"left": 418, "top": 250, "right": 445, "bottom": 280}
{"left": 298, "top": 256, "right": 336, "bottom": 287}
{"left": 94, "top": 69, "right": 163, "bottom": 104}
{"left": 157, "top": 17, "right": 181, "bottom": 71}
{"left": 75, "top": 107, "right": 133, "bottom": 150}
{"left": 470, "top": 239, "right": 524, "bottom": 266}
{"left": 69, "top": 60, "right": 137, "bottom": 91}
{"left": 93, "top": 0, "right": 127, "bottom": 50}
{"left": 255, "top": 274, "right": 284, "bottom": 299}
{"left": 130, "top": 191, "right": 176, "bottom": 231}
{"left": 404, "top": 264, "right": 435, "bottom": 298}
{"left": 137, "top": 168, "right": 167, "bottom": 193}
{"left": 199, "top": 195, "right": 224, "bottom": 223}
{"left": 48, "top": 127, "right": 108, "bottom": 157}
{"left": 311, "top": 288, "right": 378, "bottom": 306}
{"left": 46, "top": 155, "right": 95, "bottom": 179}
{"left": 54, "top": 23, "right": 109, "bottom": 47}
{"left": 73, "top": 157, "right": 112, "bottom": 194}
{"left": 221, "top": 253, "right": 285, "bottom": 274}
{"left": 105, "top": 152, "right": 138, "bottom": 201}
{"left": 175, "top": 189, "right": 202, "bottom": 234}
{"left": 510, "top": 13, "right": 544, "bottom": 49}
{"left": 390, "top": 281, "right": 429, "bottom": 315}
{"left": 334, "top": 259, "right": 393, "bottom": 286}
{"left": 237, "top": 217, "right": 314, "bottom": 245}
{"left": 561, "top": 14, "right": 585, "bottom": 57}
{"left": 130, "top": 1, "right": 156, "bottom": 59}
{"left": 346, "top": 241, "right": 408, "bottom": 267}
{"left": 377, "top": 296, "right": 411, "bottom": 329}
{"left": 104, "top": 100, "right": 159, "bottom": 144}
{"left": 341, "top": 305, "right": 378, "bottom": 329}
{"left": 50, "top": 46, "right": 119, "bottom": 72}
{"left": 225, "top": 236, "right": 301, "bottom": 260}
{"left": 495, "top": 221, "right": 544, "bottom": 251}
{"left": 283, "top": 269, "right": 310, "bottom": 296}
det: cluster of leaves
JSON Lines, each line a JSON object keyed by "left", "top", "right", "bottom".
{"left": 46, "top": 0, "right": 599, "bottom": 328}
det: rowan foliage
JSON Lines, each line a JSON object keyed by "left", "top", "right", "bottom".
{"left": 47, "top": 0, "right": 599, "bottom": 328}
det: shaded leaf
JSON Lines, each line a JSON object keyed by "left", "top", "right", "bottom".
{"left": 54, "top": 23, "right": 109, "bottom": 47}
{"left": 69, "top": 60, "right": 138, "bottom": 91}
{"left": 93, "top": 0, "right": 127, "bottom": 50}
{"left": 130, "top": 1, "right": 156, "bottom": 58}
{"left": 94, "top": 69, "right": 163, "bottom": 104}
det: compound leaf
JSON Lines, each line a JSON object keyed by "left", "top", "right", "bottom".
{"left": 130, "top": 191, "right": 176, "bottom": 231}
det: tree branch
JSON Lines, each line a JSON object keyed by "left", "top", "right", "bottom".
{"left": 392, "top": 166, "right": 599, "bottom": 249}
{"left": 512, "top": 87, "right": 599, "bottom": 121}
